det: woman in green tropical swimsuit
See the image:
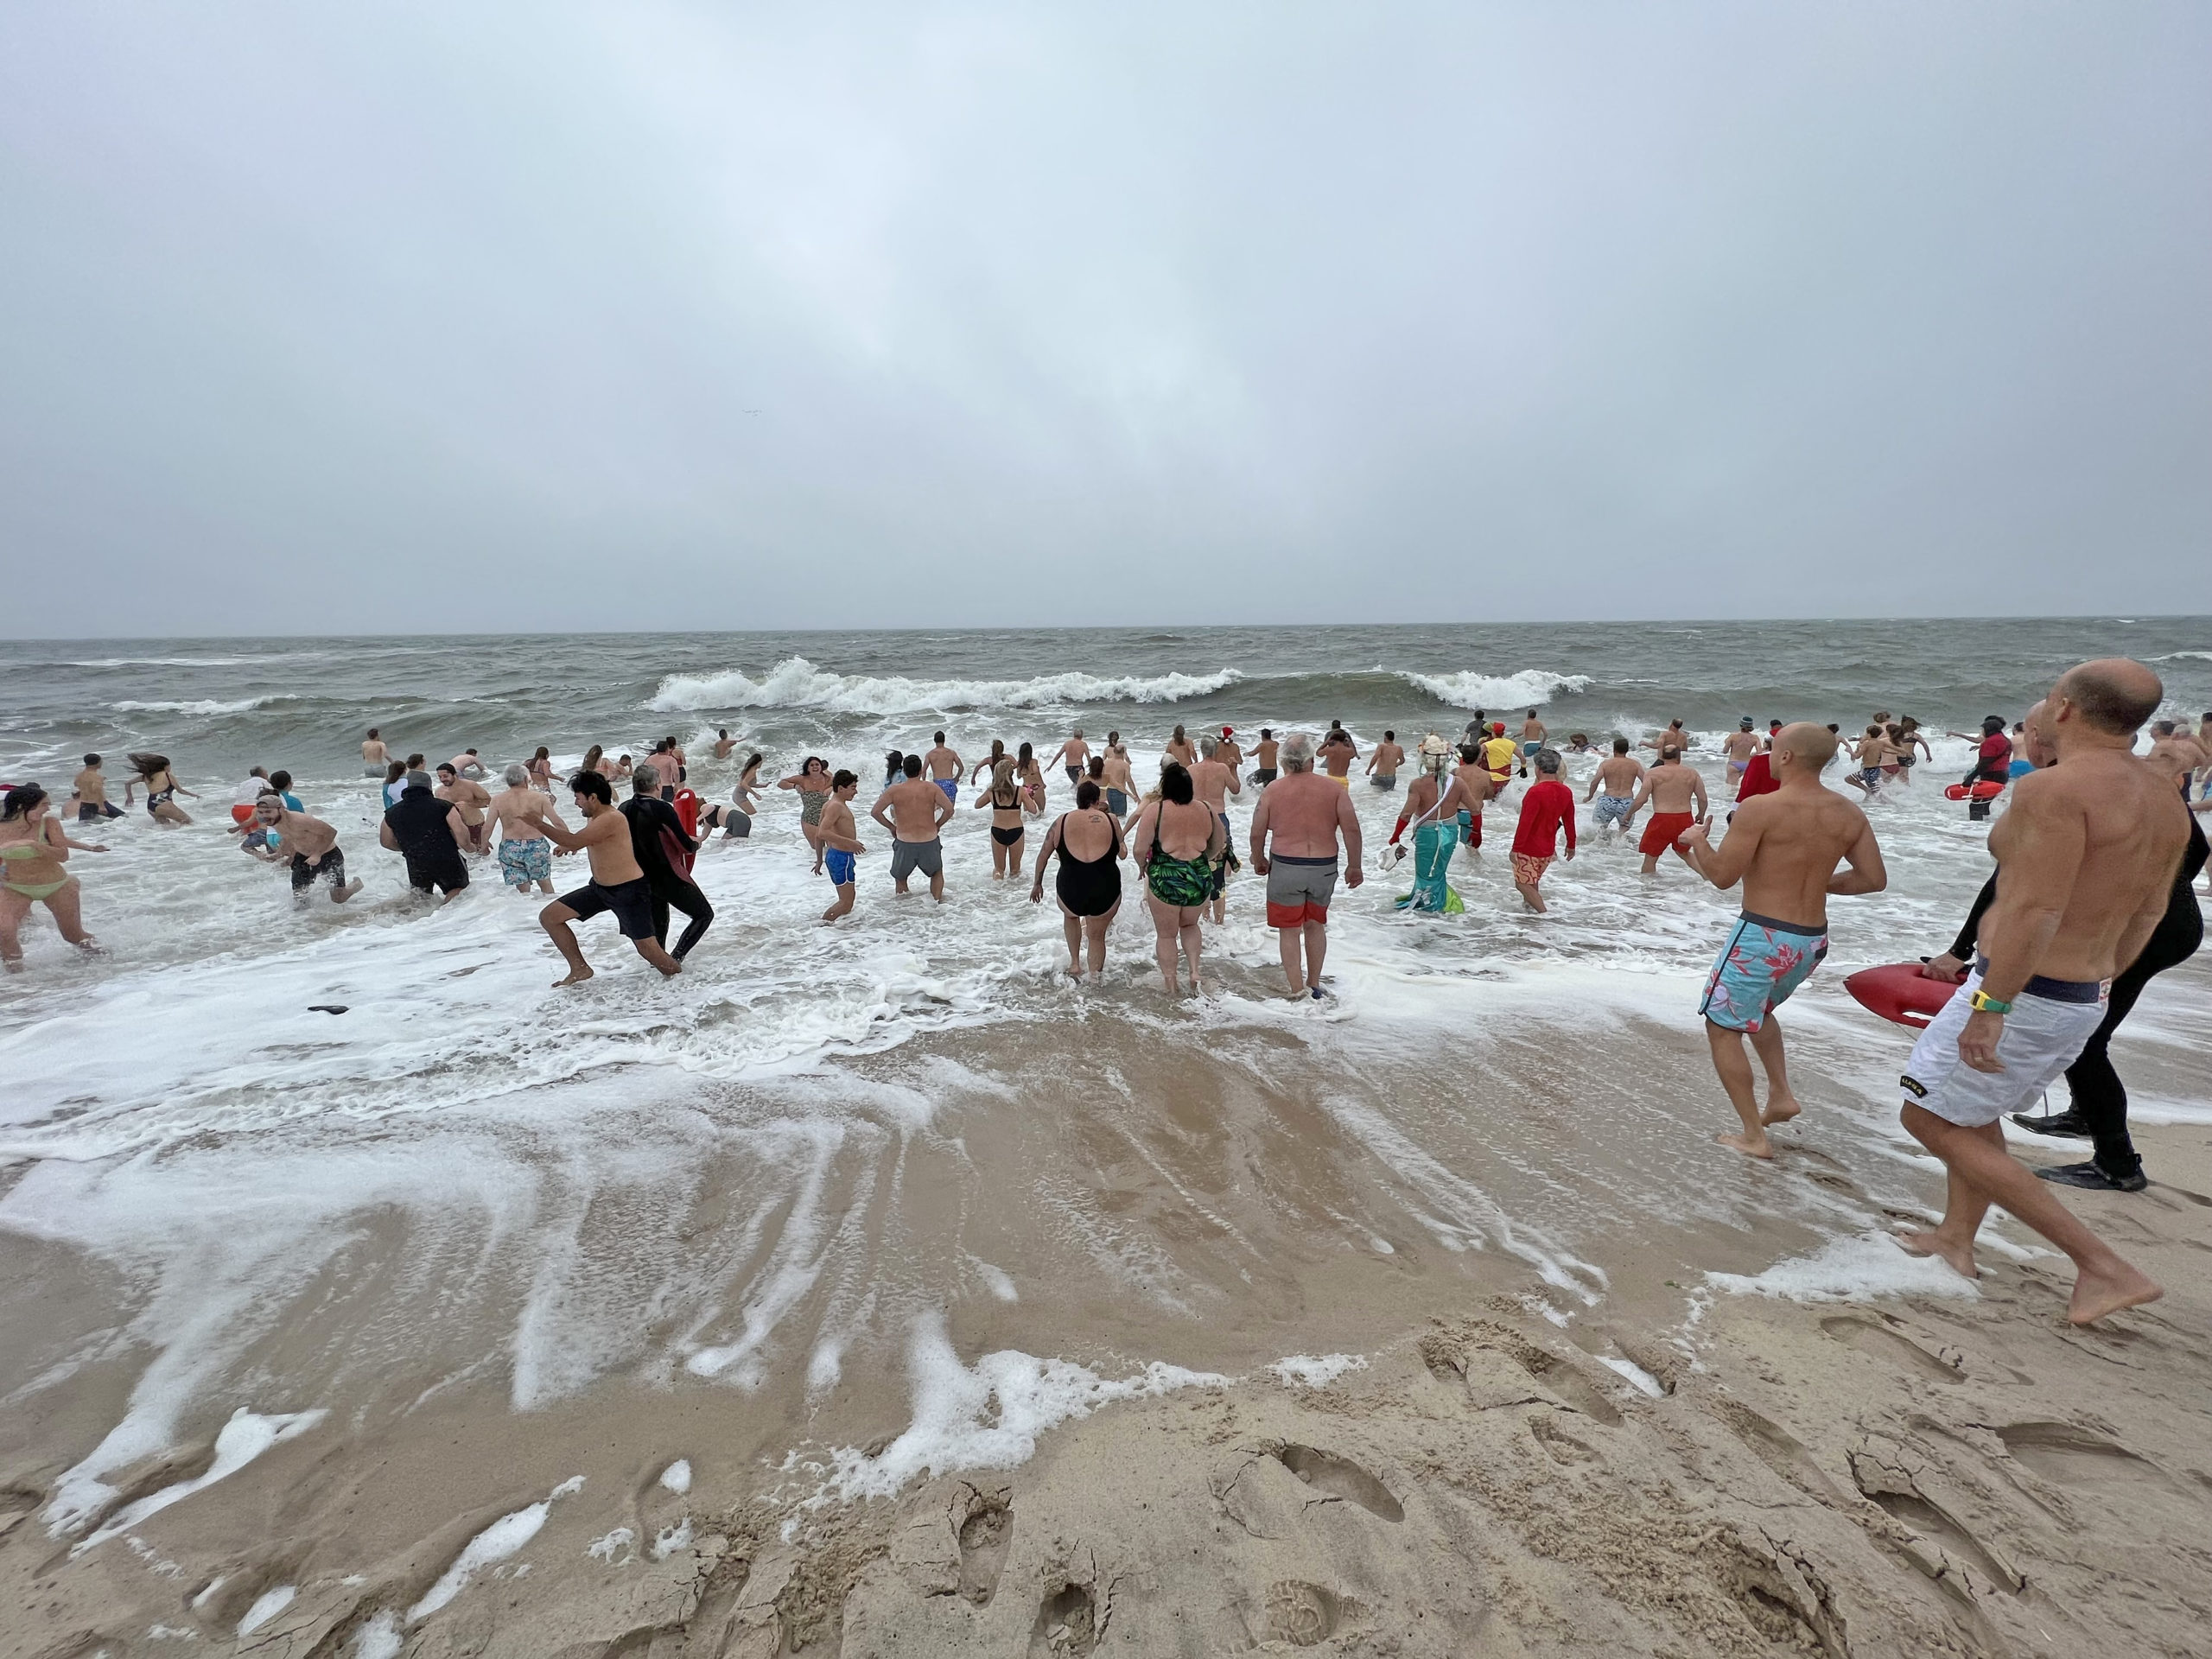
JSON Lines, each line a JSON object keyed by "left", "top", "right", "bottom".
{"left": 1128, "top": 760, "right": 1224, "bottom": 996}
{"left": 1, "top": 784, "right": 107, "bottom": 969}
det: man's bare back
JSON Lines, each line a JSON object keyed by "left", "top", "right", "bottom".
{"left": 1190, "top": 758, "right": 1240, "bottom": 813}
{"left": 1592, "top": 753, "right": 1644, "bottom": 797}
{"left": 872, "top": 776, "right": 952, "bottom": 842}
{"left": 1251, "top": 770, "right": 1361, "bottom": 861}
{"left": 1635, "top": 756, "right": 1704, "bottom": 817}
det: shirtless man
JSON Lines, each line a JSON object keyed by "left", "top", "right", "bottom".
{"left": 486, "top": 763, "right": 564, "bottom": 895}
{"left": 1842, "top": 725, "right": 1890, "bottom": 797}
{"left": 526, "top": 770, "right": 682, "bottom": 984}
{"left": 1191, "top": 733, "right": 1243, "bottom": 923}
{"left": 362, "top": 728, "right": 391, "bottom": 776}
{"left": 1252, "top": 729, "right": 1280, "bottom": 787}
{"left": 1366, "top": 730, "right": 1404, "bottom": 791}
{"left": 2145, "top": 720, "right": 2205, "bottom": 796}
{"left": 70, "top": 756, "right": 124, "bottom": 823}
{"left": 713, "top": 728, "right": 737, "bottom": 760}
{"left": 1249, "top": 734, "right": 1364, "bottom": 996}
{"left": 1675, "top": 724, "right": 1885, "bottom": 1157}
{"left": 1453, "top": 743, "right": 1497, "bottom": 849}
{"left": 1584, "top": 739, "right": 1646, "bottom": 837}
{"left": 1100, "top": 742, "right": 1135, "bottom": 820}
{"left": 1720, "top": 718, "right": 1758, "bottom": 784}
{"left": 435, "top": 762, "right": 493, "bottom": 853}
{"left": 1047, "top": 729, "right": 1092, "bottom": 790}
{"left": 871, "top": 753, "right": 955, "bottom": 899}
{"left": 1895, "top": 659, "right": 2183, "bottom": 1325}
{"left": 447, "top": 749, "right": 486, "bottom": 781}
{"left": 252, "top": 794, "right": 364, "bottom": 904}
{"left": 1217, "top": 727, "right": 1244, "bottom": 780}
{"left": 817, "top": 771, "right": 868, "bottom": 922}
{"left": 1318, "top": 726, "right": 1359, "bottom": 788}
{"left": 924, "top": 731, "right": 965, "bottom": 807}
{"left": 1641, "top": 720, "right": 1690, "bottom": 755}
{"left": 1516, "top": 709, "right": 1546, "bottom": 777}
{"left": 1628, "top": 748, "right": 1707, "bottom": 874}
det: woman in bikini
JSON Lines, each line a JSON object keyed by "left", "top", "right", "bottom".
{"left": 1, "top": 784, "right": 107, "bottom": 969}
{"left": 778, "top": 756, "right": 835, "bottom": 872}
{"left": 527, "top": 747, "right": 556, "bottom": 791}
{"left": 1031, "top": 779, "right": 1127, "bottom": 978}
{"left": 1128, "top": 760, "right": 1224, "bottom": 996}
{"left": 977, "top": 758, "right": 1029, "bottom": 879}
{"left": 126, "top": 753, "right": 197, "bottom": 825}
{"left": 1016, "top": 742, "right": 1047, "bottom": 815}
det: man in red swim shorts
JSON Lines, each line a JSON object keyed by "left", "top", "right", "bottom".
{"left": 1249, "top": 734, "right": 1365, "bottom": 999}
{"left": 1629, "top": 747, "right": 1707, "bottom": 874}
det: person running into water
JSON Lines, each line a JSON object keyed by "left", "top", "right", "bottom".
{"left": 1641, "top": 719, "right": 1691, "bottom": 755}
{"left": 924, "top": 731, "right": 964, "bottom": 804}
{"left": 1390, "top": 735, "right": 1478, "bottom": 913}
{"left": 1191, "top": 733, "right": 1243, "bottom": 923}
{"left": 1250, "top": 733, "right": 1364, "bottom": 997}
{"left": 713, "top": 728, "right": 737, "bottom": 760}
{"left": 969, "top": 739, "right": 1007, "bottom": 786}
{"left": 362, "top": 728, "right": 391, "bottom": 776}
{"left": 1047, "top": 729, "right": 1091, "bottom": 790}
{"left": 1480, "top": 724, "right": 1518, "bottom": 796}
{"left": 252, "top": 793, "right": 365, "bottom": 905}
{"left": 1252, "top": 729, "right": 1279, "bottom": 787}
{"left": 1675, "top": 722, "right": 1884, "bottom": 1157}
{"left": 779, "top": 756, "right": 835, "bottom": 873}
{"left": 380, "top": 769, "right": 473, "bottom": 901}
{"left": 1895, "top": 660, "right": 2181, "bottom": 1325}
{"left": 2145, "top": 720, "right": 2206, "bottom": 794}
{"left": 1129, "top": 760, "right": 1224, "bottom": 996}
{"left": 1721, "top": 719, "right": 1758, "bottom": 783}
{"left": 623, "top": 764, "right": 713, "bottom": 960}
{"left": 486, "top": 764, "right": 563, "bottom": 894}
{"left": 1584, "top": 738, "right": 1645, "bottom": 837}
{"left": 1100, "top": 742, "right": 1135, "bottom": 820}
{"left": 1510, "top": 750, "right": 1578, "bottom": 912}
{"left": 1843, "top": 725, "right": 1890, "bottom": 797}
{"left": 1366, "top": 731, "right": 1403, "bottom": 790}
{"left": 817, "top": 771, "right": 866, "bottom": 923}
{"left": 872, "top": 753, "right": 955, "bottom": 900}
{"left": 702, "top": 753, "right": 763, "bottom": 840}
{"left": 70, "top": 756, "right": 124, "bottom": 823}
{"left": 526, "top": 771, "right": 683, "bottom": 984}
{"left": 978, "top": 758, "right": 1029, "bottom": 879}
{"left": 1164, "top": 725, "right": 1197, "bottom": 767}
{"left": 1629, "top": 747, "right": 1707, "bottom": 874}
{"left": 435, "top": 762, "right": 493, "bottom": 853}
{"left": 1319, "top": 726, "right": 1358, "bottom": 788}
{"left": 527, "top": 747, "right": 556, "bottom": 791}
{"left": 1516, "top": 710, "right": 1547, "bottom": 777}
{"left": 1217, "top": 727, "right": 1243, "bottom": 781}
{"left": 1032, "top": 779, "right": 1127, "bottom": 979}
{"left": 125, "top": 753, "right": 196, "bottom": 825}
{"left": 0, "top": 784, "right": 106, "bottom": 968}
{"left": 1016, "top": 742, "right": 1047, "bottom": 815}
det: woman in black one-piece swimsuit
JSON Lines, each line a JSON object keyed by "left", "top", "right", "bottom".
{"left": 1032, "top": 780, "right": 1126, "bottom": 978}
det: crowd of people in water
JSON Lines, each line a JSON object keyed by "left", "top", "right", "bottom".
{"left": 3, "top": 659, "right": 2210, "bottom": 1328}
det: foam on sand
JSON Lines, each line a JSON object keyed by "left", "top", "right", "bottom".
{"left": 649, "top": 657, "right": 1240, "bottom": 714}
{"left": 406, "top": 1476, "right": 581, "bottom": 1623}
{"left": 60, "top": 1408, "right": 327, "bottom": 1551}
{"left": 1704, "top": 1231, "right": 1982, "bottom": 1304}
{"left": 1267, "top": 1353, "right": 1368, "bottom": 1388}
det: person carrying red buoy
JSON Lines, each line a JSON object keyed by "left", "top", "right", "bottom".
{"left": 1945, "top": 715, "right": 2014, "bottom": 819}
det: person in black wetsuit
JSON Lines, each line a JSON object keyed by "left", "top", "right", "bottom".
{"left": 1923, "top": 722, "right": 2206, "bottom": 1192}
{"left": 621, "top": 762, "right": 712, "bottom": 960}
{"left": 379, "top": 770, "right": 472, "bottom": 900}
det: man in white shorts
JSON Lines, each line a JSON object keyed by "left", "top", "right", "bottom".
{"left": 1895, "top": 663, "right": 2183, "bottom": 1325}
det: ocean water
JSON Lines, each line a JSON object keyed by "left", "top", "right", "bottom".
{"left": 3, "top": 619, "right": 2208, "bottom": 1528}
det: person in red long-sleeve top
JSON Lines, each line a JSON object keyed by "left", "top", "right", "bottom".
{"left": 1510, "top": 749, "right": 1578, "bottom": 912}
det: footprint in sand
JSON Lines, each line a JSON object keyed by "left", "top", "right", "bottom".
{"left": 1529, "top": 1414, "right": 1600, "bottom": 1466}
{"left": 1029, "top": 1581, "right": 1097, "bottom": 1656}
{"left": 1709, "top": 1400, "right": 1849, "bottom": 1507}
{"left": 957, "top": 1489, "right": 1014, "bottom": 1604}
{"left": 1995, "top": 1422, "right": 2186, "bottom": 1496}
{"left": 1271, "top": 1444, "right": 1404, "bottom": 1522}
{"left": 1849, "top": 1448, "right": 2024, "bottom": 1595}
{"left": 1261, "top": 1580, "right": 1355, "bottom": 1648}
{"left": 1506, "top": 1347, "right": 1624, "bottom": 1427}
{"left": 1819, "top": 1314, "right": 1964, "bottom": 1384}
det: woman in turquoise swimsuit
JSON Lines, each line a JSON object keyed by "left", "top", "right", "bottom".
{"left": 1128, "top": 760, "right": 1224, "bottom": 996}
{"left": 1, "top": 784, "right": 107, "bottom": 968}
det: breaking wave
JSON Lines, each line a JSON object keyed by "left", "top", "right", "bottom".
{"left": 1391, "top": 670, "right": 1593, "bottom": 709}
{"left": 110, "top": 697, "right": 282, "bottom": 715}
{"left": 649, "top": 658, "right": 1242, "bottom": 715}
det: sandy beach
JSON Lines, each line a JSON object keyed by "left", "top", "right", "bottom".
{"left": 5, "top": 955, "right": 2207, "bottom": 1657}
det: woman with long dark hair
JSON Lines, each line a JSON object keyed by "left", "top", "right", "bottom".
{"left": 1, "top": 784, "right": 107, "bottom": 968}
{"left": 1128, "top": 761, "right": 1223, "bottom": 995}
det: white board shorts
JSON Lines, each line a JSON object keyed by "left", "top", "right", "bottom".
{"left": 1900, "top": 969, "right": 2107, "bottom": 1128}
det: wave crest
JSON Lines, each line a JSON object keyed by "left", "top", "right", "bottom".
{"left": 648, "top": 657, "right": 1242, "bottom": 715}
{"left": 111, "top": 697, "right": 278, "bottom": 715}
{"left": 1392, "top": 669, "right": 1593, "bottom": 710}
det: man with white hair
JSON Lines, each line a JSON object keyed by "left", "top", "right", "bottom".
{"left": 486, "top": 763, "right": 563, "bottom": 895}
{"left": 1249, "top": 733, "right": 1364, "bottom": 997}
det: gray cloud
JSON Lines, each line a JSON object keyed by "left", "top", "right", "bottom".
{"left": 3, "top": 2, "right": 2207, "bottom": 634}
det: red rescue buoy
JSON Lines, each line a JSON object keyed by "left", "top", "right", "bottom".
{"left": 1942, "top": 781, "right": 2005, "bottom": 802}
{"left": 1845, "top": 962, "right": 1961, "bottom": 1028}
{"left": 674, "top": 787, "right": 700, "bottom": 838}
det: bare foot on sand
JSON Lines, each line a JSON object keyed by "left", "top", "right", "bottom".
{"left": 1717, "top": 1131, "right": 1773, "bottom": 1160}
{"left": 2068, "top": 1262, "right": 2164, "bottom": 1325}
{"left": 554, "top": 967, "right": 595, "bottom": 988}
{"left": 1760, "top": 1096, "right": 1802, "bottom": 1127}
{"left": 1895, "top": 1229, "right": 1978, "bottom": 1280}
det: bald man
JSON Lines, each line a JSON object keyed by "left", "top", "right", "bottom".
{"left": 1675, "top": 723, "right": 1886, "bottom": 1159}
{"left": 1897, "top": 658, "right": 2183, "bottom": 1325}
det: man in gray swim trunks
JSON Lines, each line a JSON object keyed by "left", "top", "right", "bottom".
{"left": 871, "top": 753, "right": 954, "bottom": 899}
{"left": 1249, "top": 733, "right": 1364, "bottom": 997}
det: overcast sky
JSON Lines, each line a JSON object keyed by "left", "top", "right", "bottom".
{"left": 3, "top": 3, "right": 2207, "bottom": 636}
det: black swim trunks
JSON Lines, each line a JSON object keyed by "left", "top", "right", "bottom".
{"left": 405, "top": 855, "right": 469, "bottom": 895}
{"left": 290, "top": 849, "right": 346, "bottom": 892}
{"left": 558, "top": 875, "right": 657, "bottom": 940}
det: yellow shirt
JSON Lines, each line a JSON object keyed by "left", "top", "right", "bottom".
{"left": 1483, "top": 737, "right": 1517, "bottom": 773}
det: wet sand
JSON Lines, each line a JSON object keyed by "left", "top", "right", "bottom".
{"left": 4, "top": 960, "right": 2209, "bottom": 1657}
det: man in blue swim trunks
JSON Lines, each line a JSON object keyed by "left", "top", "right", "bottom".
{"left": 1675, "top": 722, "right": 1887, "bottom": 1159}
{"left": 817, "top": 770, "right": 867, "bottom": 923}
{"left": 924, "top": 731, "right": 965, "bottom": 805}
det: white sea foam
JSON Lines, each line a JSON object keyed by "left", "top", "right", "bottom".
{"left": 1595, "top": 1354, "right": 1666, "bottom": 1398}
{"left": 407, "top": 1478, "right": 579, "bottom": 1622}
{"left": 352, "top": 1610, "right": 404, "bottom": 1658}
{"left": 586, "top": 1526, "right": 635, "bottom": 1562}
{"left": 800, "top": 1313, "right": 1225, "bottom": 1502}
{"left": 649, "top": 656, "right": 1240, "bottom": 714}
{"left": 1267, "top": 1353, "right": 1367, "bottom": 1388}
{"left": 1705, "top": 1232, "right": 1981, "bottom": 1304}
{"left": 236, "top": 1585, "right": 296, "bottom": 1637}
{"left": 111, "top": 696, "right": 280, "bottom": 715}
{"left": 60, "top": 1408, "right": 327, "bottom": 1548}
{"left": 658, "top": 1459, "right": 692, "bottom": 1494}
{"left": 1391, "top": 669, "right": 1593, "bottom": 710}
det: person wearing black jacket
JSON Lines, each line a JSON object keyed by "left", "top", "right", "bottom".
{"left": 1927, "top": 785, "right": 2206, "bottom": 1194}
{"left": 620, "top": 763, "right": 713, "bottom": 961}
{"left": 380, "top": 771, "right": 471, "bottom": 899}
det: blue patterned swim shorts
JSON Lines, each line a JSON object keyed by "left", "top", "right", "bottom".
{"left": 1700, "top": 912, "right": 1828, "bottom": 1033}
{"left": 499, "top": 836, "right": 552, "bottom": 887}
